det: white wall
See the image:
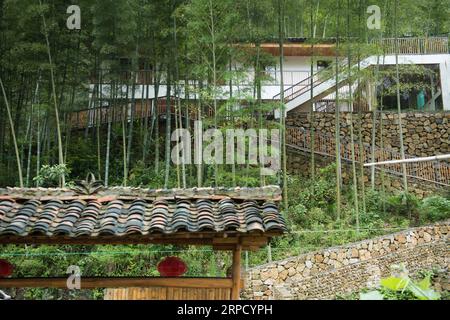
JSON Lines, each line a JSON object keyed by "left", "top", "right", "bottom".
{"left": 93, "top": 54, "right": 450, "bottom": 111}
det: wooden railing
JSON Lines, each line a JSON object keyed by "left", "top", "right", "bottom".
{"left": 286, "top": 126, "right": 450, "bottom": 187}
{"left": 372, "top": 37, "right": 449, "bottom": 55}
{"left": 0, "top": 277, "right": 239, "bottom": 300}
{"left": 68, "top": 100, "right": 213, "bottom": 129}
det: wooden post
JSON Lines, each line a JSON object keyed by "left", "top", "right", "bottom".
{"left": 231, "top": 244, "right": 242, "bottom": 300}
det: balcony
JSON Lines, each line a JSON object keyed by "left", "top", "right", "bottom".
{"left": 371, "top": 37, "right": 449, "bottom": 55}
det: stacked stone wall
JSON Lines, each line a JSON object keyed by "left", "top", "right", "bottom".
{"left": 243, "top": 221, "right": 449, "bottom": 300}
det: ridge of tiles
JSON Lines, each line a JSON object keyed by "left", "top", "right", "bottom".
{"left": 0, "top": 186, "right": 286, "bottom": 238}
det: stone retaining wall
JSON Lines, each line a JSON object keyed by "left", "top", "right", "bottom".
{"left": 242, "top": 221, "right": 449, "bottom": 300}
{"left": 286, "top": 112, "right": 450, "bottom": 157}
{"left": 286, "top": 149, "right": 441, "bottom": 198}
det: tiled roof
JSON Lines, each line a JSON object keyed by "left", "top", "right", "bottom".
{"left": 0, "top": 186, "right": 286, "bottom": 239}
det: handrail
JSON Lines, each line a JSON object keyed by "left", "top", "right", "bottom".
{"left": 68, "top": 102, "right": 214, "bottom": 129}
{"left": 273, "top": 59, "right": 348, "bottom": 103}
{"left": 273, "top": 36, "right": 449, "bottom": 104}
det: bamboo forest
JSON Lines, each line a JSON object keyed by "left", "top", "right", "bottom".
{"left": 0, "top": 0, "right": 449, "bottom": 302}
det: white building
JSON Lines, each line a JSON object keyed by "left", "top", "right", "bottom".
{"left": 79, "top": 37, "right": 450, "bottom": 128}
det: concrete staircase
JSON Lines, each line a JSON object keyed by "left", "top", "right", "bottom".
{"left": 274, "top": 54, "right": 450, "bottom": 117}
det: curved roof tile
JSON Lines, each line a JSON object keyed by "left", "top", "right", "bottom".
{"left": 0, "top": 186, "right": 286, "bottom": 239}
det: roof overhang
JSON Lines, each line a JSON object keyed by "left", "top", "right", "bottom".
{"left": 0, "top": 185, "right": 286, "bottom": 250}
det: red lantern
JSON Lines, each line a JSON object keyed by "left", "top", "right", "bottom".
{"left": 157, "top": 256, "right": 187, "bottom": 277}
{"left": 0, "top": 259, "right": 14, "bottom": 278}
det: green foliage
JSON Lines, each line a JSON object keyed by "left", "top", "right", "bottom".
{"left": 287, "top": 164, "right": 337, "bottom": 225}
{"left": 1, "top": 0, "right": 449, "bottom": 301}
{"left": 1, "top": 243, "right": 230, "bottom": 299}
{"left": 379, "top": 65, "right": 438, "bottom": 97}
{"left": 33, "top": 164, "right": 71, "bottom": 188}
{"left": 277, "top": 164, "right": 447, "bottom": 262}
{"left": 420, "top": 196, "right": 450, "bottom": 223}
{"left": 2, "top": 167, "right": 449, "bottom": 300}
{"left": 359, "top": 265, "right": 441, "bottom": 300}
{"left": 128, "top": 161, "right": 169, "bottom": 187}
{"left": 385, "top": 192, "right": 420, "bottom": 223}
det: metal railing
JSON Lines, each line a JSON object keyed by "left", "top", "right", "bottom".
{"left": 273, "top": 60, "right": 348, "bottom": 103}
{"left": 285, "top": 126, "right": 450, "bottom": 187}
{"left": 263, "top": 70, "right": 311, "bottom": 87}
{"left": 274, "top": 37, "right": 449, "bottom": 106}
{"left": 315, "top": 100, "right": 337, "bottom": 113}
{"left": 371, "top": 37, "right": 449, "bottom": 55}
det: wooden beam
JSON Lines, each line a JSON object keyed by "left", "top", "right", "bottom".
{"left": 0, "top": 233, "right": 277, "bottom": 248}
{"left": 236, "top": 43, "right": 337, "bottom": 56}
{"left": 0, "top": 277, "right": 235, "bottom": 289}
{"left": 0, "top": 236, "right": 214, "bottom": 246}
{"left": 230, "top": 244, "right": 242, "bottom": 300}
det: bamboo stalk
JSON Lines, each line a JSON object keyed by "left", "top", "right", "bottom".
{"left": 0, "top": 77, "right": 23, "bottom": 187}
{"left": 39, "top": 0, "right": 65, "bottom": 187}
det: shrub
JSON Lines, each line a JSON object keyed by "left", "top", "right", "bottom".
{"left": 385, "top": 192, "right": 420, "bottom": 223}
{"left": 289, "top": 163, "right": 337, "bottom": 211}
{"left": 33, "top": 164, "right": 71, "bottom": 188}
{"left": 420, "top": 196, "right": 450, "bottom": 222}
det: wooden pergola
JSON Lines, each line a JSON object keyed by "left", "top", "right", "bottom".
{"left": 0, "top": 184, "right": 286, "bottom": 300}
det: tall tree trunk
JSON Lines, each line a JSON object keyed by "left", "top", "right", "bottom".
{"left": 173, "top": 13, "right": 186, "bottom": 188}
{"left": 26, "top": 78, "right": 41, "bottom": 186}
{"left": 64, "top": 30, "right": 82, "bottom": 163}
{"left": 394, "top": 0, "right": 408, "bottom": 192}
{"left": 154, "top": 70, "right": 161, "bottom": 175}
{"left": 196, "top": 80, "right": 203, "bottom": 188}
{"left": 36, "top": 93, "right": 41, "bottom": 187}
{"left": 164, "top": 73, "right": 172, "bottom": 189}
{"left": 334, "top": 0, "right": 342, "bottom": 221}
{"left": 96, "top": 67, "right": 102, "bottom": 180}
{"left": 209, "top": 0, "right": 219, "bottom": 187}
{"left": 105, "top": 80, "right": 115, "bottom": 187}
{"left": 347, "top": 0, "right": 359, "bottom": 232}
{"left": 0, "top": 77, "right": 23, "bottom": 187}
{"left": 127, "top": 46, "right": 139, "bottom": 177}
{"left": 142, "top": 66, "right": 155, "bottom": 164}
{"left": 309, "top": 0, "right": 316, "bottom": 179}
{"left": 39, "top": 0, "right": 65, "bottom": 187}
{"left": 152, "top": 71, "right": 162, "bottom": 156}
{"left": 122, "top": 78, "right": 129, "bottom": 186}
{"left": 278, "top": 0, "right": 288, "bottom": 209}
{"left": 312, "top": 0, "right": 320, "bottom": 38}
